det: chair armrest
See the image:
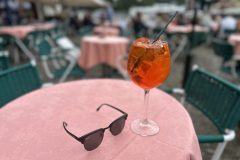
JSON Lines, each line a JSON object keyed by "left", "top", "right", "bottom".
{"left": 172, "top": 88, "right": 185, "bottom": 95}
{"left": 198, "top": 135, "right": 224, "bottom": 143}
{"left": 198, "top": 130, "right": 235, "bottom": 143}
{"left": 0, "top": 51, "right": 9, "bottom": 57}
{"left": 41, "top": 83, "right": 54, "bottom": 88}
{"left": 161, "top": 87, "right": 185, "bottom": 95}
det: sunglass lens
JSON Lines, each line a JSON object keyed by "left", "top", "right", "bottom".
{"left": 110, "top": 117, "right": 126, "bottom": 136}
{"left": 83, "top": 130, "right": 104, "bottom": 151}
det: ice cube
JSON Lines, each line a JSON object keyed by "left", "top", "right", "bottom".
{"left": 144, "top": 48, "right": 156, "bottom": 61}
{"left": 152, "top": 41, "right": 167, "bottom": 56}
{"left": 152, "top": 40, "right": 163, "bottom": 47}
{"left": 140, "top": 61, "right": 152, "bottom": 74}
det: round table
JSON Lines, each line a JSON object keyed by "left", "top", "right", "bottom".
{"left": 0, "top": 25, "right": 36, "bottom": 60}
{"left": 167, "top": 24, "right": 209, "bottom": 34}
{"left": 0, "top": 79, "right": 202, "bottom": 160}
{"left": 93, "top": 26, "right": 120, "bottom": 36}
{"left": 78, "top": 36, "right": 129, "bottom": 70}
{"left": 228, "top": 34, "right": 240, "bottom": 60}
{"left": 31, "top": 23, "right": 55, "bottom": 31}
{"left": 0, "top": 26, "right": 35, "bottom": 39}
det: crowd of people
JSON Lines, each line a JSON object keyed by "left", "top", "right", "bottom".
{"left": 129, "top": 11, "right": 240, "bottom": 39}
{"left": 69, "top": 2, "right": 115, "bottom": 33}
{"left": 1, "top": 0, "right": 240, "bottom": 41}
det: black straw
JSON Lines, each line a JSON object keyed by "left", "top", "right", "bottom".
{"left": 152, "top": 11, "right": 178, "bottom": 43}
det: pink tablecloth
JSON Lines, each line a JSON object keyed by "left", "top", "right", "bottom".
{"left": 0, "top": 26, "right": 35, "bottom": 39}
{"left": 0, "top": 79, "right": 202, "bottom": 160}
{"left": 167, "top": 24, "right": 209, "bottom": 33}
{"left": 93, "top": 26, "right": 120, "bottom": 36}
{"left": 31, "top": 23, "right": 55, "bottom": 31}
{"left": 228, "top": 34, "right": 240, "bottom": 60}
{"left": 79, "top": 36, "right": 129, "bottom": 70}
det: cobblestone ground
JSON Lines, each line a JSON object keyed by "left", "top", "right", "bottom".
{"left": 61, "top": 37, "right": 240, "bottom": 159}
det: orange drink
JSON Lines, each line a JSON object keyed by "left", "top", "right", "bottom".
{"left": 127, "top": 37, "right": 171, "bottom": 90}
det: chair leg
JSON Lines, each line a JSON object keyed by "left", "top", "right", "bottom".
{"left": 211, "top": 141, "right": 227, "bottom": 160}
{"left": 42, "top": 59, "right": 54, "bottom": 79}
{"left": 15, "top": 37, "right": 35, "bottom": 61}
{"left": 171, "top": 36, "right": 188, "bottom": 63}
{"left": 59, "top": 58, "right": 67, "bottom": 66}
{"left": 180, "top": 97, "right": 185, "bottom": 105}
{"left": 116, "top": 54, "right": 129, "bottom": 80}
{"left": 59, "top": 57, "right": 76, "bottom": 83}
{"left": 230, "top": 61, "right": 238, "bottom": 78}
{"left": 52, "top": 58, "right": 61, "bottom": 69}
{"left": 13, "top": 46, "right": 20, "bottom": 64}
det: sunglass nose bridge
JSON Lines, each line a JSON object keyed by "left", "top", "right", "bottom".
{"left": 103, "top": 126, "right": 111, "bottom": 130}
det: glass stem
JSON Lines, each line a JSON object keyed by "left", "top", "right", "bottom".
{"left": 143, "top": 89, "right": 150, "bottom": 123}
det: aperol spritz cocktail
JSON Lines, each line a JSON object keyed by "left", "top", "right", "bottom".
{"left": 127, "top": 37, "right": 171, "bottom": 136}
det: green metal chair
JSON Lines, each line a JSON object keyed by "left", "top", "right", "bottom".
{"left": 53, "top": 24, "right": 67, "bottom": 38}
{"left": 54, "top": 35, "right": 85, "bottom": 81}
{"left": 224, "top": 29, "right": 237, "bottom": 37}
{"left": 0, "top": 51, "right": 9, "bottom": 71}
{"left": 0, "top": 34, "right": 13, "bottom": 46}
{"left": 36, "top": 37, "right": 85, "bottom": 82}
{"left": 24, "top": 30, "right": 45, "bottom": 50}
{"left": 189, "top": 32, "right": 209, "bottom": 49}
{"left": 0, "top": 61, "right": 42, "bottom": 108}
{"left": 212, "top": 39, "right": 239, "bottom": 77}
{"left": 167, "top": 65, "right": 240, "bottom": 160}
{"left": 79, "top": 26, "right": 93, "bottom": 37}
{"left": 212, "top": 39, "right": 234, "bottom": 62}
{"left": 35, "top": 37, "right": 63, "bottom": 79}
{"left": 0, "top": 35, "right": 10, "bottom": 71}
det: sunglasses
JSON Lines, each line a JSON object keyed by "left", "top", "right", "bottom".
{"left": 63, "top": 103, "right": 128, "bottom": 151}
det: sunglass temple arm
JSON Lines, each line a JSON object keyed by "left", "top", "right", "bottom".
{"left": 62, "top": 121, "right": 84, "bottom": 143}
{"left": 96, "top": 103, "right": 127, "bottom": 115}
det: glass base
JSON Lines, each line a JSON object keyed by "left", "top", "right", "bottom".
{"left": 131, "top": 119, "right": 159, "bottom": 136}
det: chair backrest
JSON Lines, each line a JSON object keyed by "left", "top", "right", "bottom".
{"left": 184, "top": 67, "right": 240, "bottom": 133}
{"left": 36, "top": 38, "right": 52, "bottom": 56}
{"left": 212, "top": 39, "right": 234, "bottom": 62}
{"left": 0, "top": 52, "right": 9, "bottom": 71}
{"left": 24, "top": 31, "right": 45, "bottom": 48}
{"left": 0, "top": 34, "right": 14, "bottom": 53}
{"left": 0, "top": 35, "right": 10, "bottom": 71}
{"left": 224, "top": 29, "right": 236, "bottom": 36}
{"left": 55, "top": 36, "right": 76, "bottom": 51}
{"left": 0, "top": 61, "right": 42, "bottom": 107}
{"left": 189, "top": 32, "right": 208, "bottom": 48}
{"left": 79, "top": 26, "right": 93, "bottom": 37}
{"left": 54, "top": 24, "right": 67, "bottom": 37}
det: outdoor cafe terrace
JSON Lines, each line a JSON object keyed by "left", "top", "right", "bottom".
{"left": 0, "top": 0, "right": 240, "bottom": 160}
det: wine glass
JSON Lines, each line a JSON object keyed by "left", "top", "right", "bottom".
{"left": 127, "top": 37, "right": 171, "bottom": 136}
